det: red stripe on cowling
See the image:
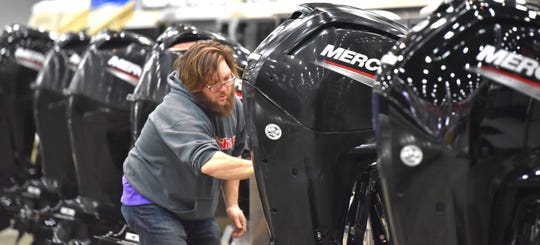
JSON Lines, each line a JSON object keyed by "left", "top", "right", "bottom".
{"left": 482, "top": 65, "right": 540, "bottom": 89}
{"left": 323, "top": 60, "right": 376, "bottom": 79}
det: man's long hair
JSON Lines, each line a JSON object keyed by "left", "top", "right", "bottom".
{"left": 173, "top": 40, "right": 240, "bottom": 93}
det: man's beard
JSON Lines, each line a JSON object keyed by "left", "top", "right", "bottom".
{"left": 195, "top": 87, "right": 235, "bottom": 117}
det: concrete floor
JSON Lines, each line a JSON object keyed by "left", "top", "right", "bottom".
{"left": 0, "top": 224, "right": 252, "bottom": 245}
{"left": 0, "top": 224, "right": 373, "bottom": 245}
{"left": 0, "top": 228, "right": 33, "bottom": 245}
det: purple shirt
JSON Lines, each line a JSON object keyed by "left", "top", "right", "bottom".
{"left": 121, "top": 175, "right": 152, "bottom": 205}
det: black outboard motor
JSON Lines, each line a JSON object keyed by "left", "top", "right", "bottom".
{"left": 9, "top": 32, "right": 91, "bottom": 242}
{"left": 243, "top": 3, "right": 407, "bottom": 244}
{"left": 130, "top": 23, "right": 250, "bottom": 144}
{"left": 373, "top": 0, "right": 540, "bottom": 244}
{"left": 28, "top": 32, "right": 91, "bottom": 205}
{"left": 0, "top": 24, "right": 54, "bottom": 228}
{"left": 49, "top": 30, "right": 153, "bottom": 243}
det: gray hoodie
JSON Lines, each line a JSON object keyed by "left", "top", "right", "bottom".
{"left": 123, "top": 71, "right": 246, "bottom": 220}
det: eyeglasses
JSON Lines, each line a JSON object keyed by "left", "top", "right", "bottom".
{"left": 205, "top": 76, "right": 238, "bottom": 92}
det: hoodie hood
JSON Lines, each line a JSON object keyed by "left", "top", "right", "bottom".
{"left": 166, "top": 70, "right": 202, "bottom": 107}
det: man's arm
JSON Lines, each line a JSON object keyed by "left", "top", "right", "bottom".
{"left": 201, "top": 151, "right": 254, "bottom": 180}
{"left": 223, "top": 178, "right": 247, "bottom": 238}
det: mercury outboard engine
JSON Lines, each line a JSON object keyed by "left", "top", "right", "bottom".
{"left": 130, "top": 23, "right": 250, "bottom": 144}
{"left": 11, "top": 32, "right": 91, "bottom": 242}
{"left": 31, "top": 31, "right": 90, "bottom": 201}
{"left": 243, "top": 3, "right": 407, "bottom": 244}
{"left": 373, "top": 0, "right": 540, "bottom": 244}
{"left": 46, "top": 30, "right": 153, "bottom": 244}
{"left": 0, "top": 24, "right": 54, "bottom": 229}
{"left": 32, "top": 32, "right": 90, "bottom": 201}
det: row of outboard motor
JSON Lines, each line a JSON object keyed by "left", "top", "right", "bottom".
{"left": 243, "top": 0, "right": 540, "bottom": 244}
{"left": 1, "top": 0, "right": 539, "bottom": 244}
{"left": 0, "top": 23, "right": 250, "bottom": 244}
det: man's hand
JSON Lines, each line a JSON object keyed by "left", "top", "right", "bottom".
{"left": 226, "top": 205, "right": 247, "bottom": 238}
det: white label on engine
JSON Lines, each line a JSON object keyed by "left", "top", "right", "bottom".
{"left": 320, "top": 44, "right": 381, "bottom": 72}
{"left": 125, "top": 232, "right": 140, "bottom": 242}
{"left": 27, "top": 186, "right": 41, "bottom": 196}
{"left": 265, "top": 123, "right": 282, "bottom": 140}
{"left": 60, "top": 207, "right": 76, "bottom": 216}
{"left": 400, "top": 144, "right": 423, "bottom": 167}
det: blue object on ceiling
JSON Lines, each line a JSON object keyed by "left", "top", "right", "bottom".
{"left": 90, "top": 0, "right": 130, "bottom": 9}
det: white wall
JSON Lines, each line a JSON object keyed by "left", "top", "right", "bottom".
{"left": 0, "top": 0, "right": 40, "bottom": 28}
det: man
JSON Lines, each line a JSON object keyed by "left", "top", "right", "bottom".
{"left": 121, "top": 40, "right": 254, "bottom": 244}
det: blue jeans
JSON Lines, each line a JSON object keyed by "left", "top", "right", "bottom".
{"left": 121, "top": 204, "right": 220, "bottom": 245}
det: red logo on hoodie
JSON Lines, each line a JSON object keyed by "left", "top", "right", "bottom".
{"left": 215, "top": 136, "right": 236, "bottom": 150}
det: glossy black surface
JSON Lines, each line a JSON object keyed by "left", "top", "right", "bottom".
{"left": 243, "top": 3, "right": 407, "bottom": 244}
{"left": 68, "top": 30, "right": 153, "bottom": 111}
{"left": 66, "top": 30, "right": 153, "bottom": 207}
{"left": 0, "top": 24, "right": 54, "bottom": 187}
{"left": 246, "top": 3, "right": 407, "bottom": 132}
{"left": 373, "top": 0, "right": 540, "bottom": 244}
{"left": 32, "top": 32, "right": 91, "bottom": 199}
{"left": 34, "top": 32, "right": 90, "bottom": 93}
